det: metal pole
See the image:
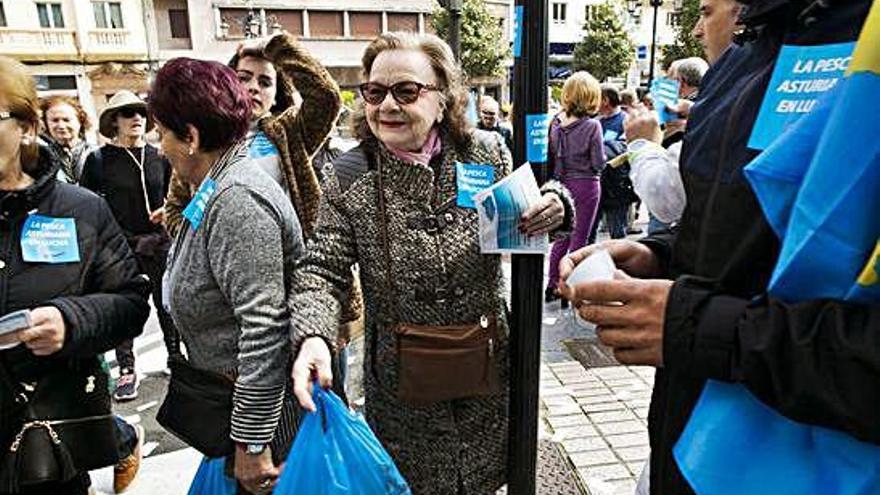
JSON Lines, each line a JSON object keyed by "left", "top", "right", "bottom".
{"left": 648, "top": 1, "right": 660, "bottom": 87}
{"left": 449, "top": 6, "right": 462, "bottom": 61}
{"left": 508, "top": 0, "right": 548, "bottom": 493}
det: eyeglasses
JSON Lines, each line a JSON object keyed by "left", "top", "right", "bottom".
{"left": 118, "top": 107, "right": 147, "bottom": 119}
{"left": 358, "top": 81, "right": 440, "bottom": 106}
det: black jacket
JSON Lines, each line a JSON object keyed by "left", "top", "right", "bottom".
{"left": 641, "top": 2, "right": 880, "bottom": 493}
{"left": 0, "top": 146, "right": 150, "bottom": 443}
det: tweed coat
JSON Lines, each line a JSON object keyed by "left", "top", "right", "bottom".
{"left": 289, "top": 130, "right": 572, "bottom": 494}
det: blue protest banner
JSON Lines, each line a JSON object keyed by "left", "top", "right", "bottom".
{"left": 513, "top": 6, "right": 523, "bottom": 58}
{"left": 650, "top": 78, "right": 680, "bottom": 124}
{"left": 747, "top": 42, "right": 855, "bottom": 150}
{"left": 525, "top": 113, "right": 550, "bottom": 163}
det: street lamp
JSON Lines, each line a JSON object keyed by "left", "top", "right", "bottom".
{"left": 626, "top": 0, "right": 664, "bottom": 87}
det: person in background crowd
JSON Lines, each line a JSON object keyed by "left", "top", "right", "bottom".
{"left": 288, "top": 32, "right": 572, "bottom": 495}
{"left": 662, "top": 57, "right": 709, "bottom": 148}
{"left": 598, "top": 85, "right": 626, "bottom": 141}
{"left": 499, "top": 102, "right": 513, "bottom": 134}
{"left": 620, "top": 88, "right": 639, "bottom": 114}
{"left": 39, "top": 95, "right": 95, "bottom": 184}
{"left": 80, "top": 91, "right": 180, "bottom": 402}
{"left": 560, "top": 1, "right": 877, "bottom": 493}
{"left": 152, "top": 57, "right": 305, "bottom": 495}
{"left": 0, "top": 55, "right": 149, "bottom": 495}
{"left": 477, "top": 95, "right": 513, "bottom": 153}
{"left": 544, "top": 71, "right": 604, "bottom": 308}
{"left": 640, "top": 92, "right": 655, "bottom": 111}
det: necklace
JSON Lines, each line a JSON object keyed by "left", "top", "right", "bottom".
{"left": 121, "top": 146, "right": 152, "bottom": 217}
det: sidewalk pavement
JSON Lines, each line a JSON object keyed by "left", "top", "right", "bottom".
{"left": 540, "top": 361, "right": 653, "bottom": 495}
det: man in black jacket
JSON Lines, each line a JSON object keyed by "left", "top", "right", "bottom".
{"left": 559, "top": 1, "right": 879, "bottom": 493}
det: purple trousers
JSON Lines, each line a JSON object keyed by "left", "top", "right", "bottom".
{"left": 547, "top": 177, "right": 601, "bottom": 290}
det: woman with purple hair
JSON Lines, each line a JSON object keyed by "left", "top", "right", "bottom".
{"left": 150, "top": 58, "right": 309, "bottom": 495}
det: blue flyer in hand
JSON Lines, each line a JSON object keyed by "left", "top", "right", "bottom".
{"left": 650, "top": 78, "right": 681, "bottom": 124}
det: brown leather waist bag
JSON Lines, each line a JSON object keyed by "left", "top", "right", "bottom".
{"left": 393, "top": 315, "right": 500, "bottom": 404}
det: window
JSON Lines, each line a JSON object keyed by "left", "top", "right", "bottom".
{"left": 552, "top": 3, "right": 568, "bottom": 24}
{"left": 386, "top": 13, "right": 418, "bottom": 33}
{"left": 666, "top": 12, "right": 681, "bottom": 27}
{"left": 309, "top": 11, "right": 343, "bottom": 37}
{"left": 350, "top": 12, "right": 381, "bottom": 37}
{"left": 93, "top": 2, "right": 124, "bottom": 29}
{"left": 168, "top": 9, "right": 190, "bottom": 38}
{"left": 36, "top": 3, "right": 65, "bottom": 28}
{"left": 584, "top": 5, "right": 594, "bottom": 22}
{"left": 0, "top": 2, "right": 6, "bottom": 27}
{"left": 265, "top": 10, "right": 303, "bottom": 36}
{"left": 33, "top": 75, "right": 77, "bottom": 91}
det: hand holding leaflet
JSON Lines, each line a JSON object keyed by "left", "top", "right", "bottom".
{"left": 473, "top": 164, "right": 548, "bottom": 254}
{"left": 0, "top": 310, "right": 32, "bottom": 351}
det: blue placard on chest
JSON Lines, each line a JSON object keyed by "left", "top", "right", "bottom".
{"left": 748, "top": 42, "right": 855, "bottom": 150}
{"left": 182, "top": 178, "right": 217, "bottom": 231}
{"left": 456, "top": 163, "right": 495, "bottom": 209}
{"left": 20, "top": 214, "right": 80, "bottom": 263}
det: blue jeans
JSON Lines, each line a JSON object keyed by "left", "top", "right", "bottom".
{"left": 647, "top": 212, "right": 671, "bottom": 235}
{"left": 605, "top": 205, "right": 629, "bottom": 239}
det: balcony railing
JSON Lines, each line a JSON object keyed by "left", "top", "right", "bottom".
{"left": 0, "top": 28, "right": 78, "bottom": 60}
{"left": 88, "top": 28, "right": 131, "bottom": 48}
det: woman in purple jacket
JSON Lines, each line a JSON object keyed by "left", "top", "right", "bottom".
{"left": 546, "top": 71, "right": 606, "bottom": 307}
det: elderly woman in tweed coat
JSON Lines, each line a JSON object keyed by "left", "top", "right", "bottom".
{"left": 289, "top": 32, "right": 574, "bottom": 494}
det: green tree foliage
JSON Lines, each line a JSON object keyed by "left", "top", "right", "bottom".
{"left": 572, "top": 3, "right": 635, "bottom": 82}
{"left": 431, "top": 0, "right": 509, "bottom": 79}
{"left": 661, "top": 0, "right": 704, "bottom": 68}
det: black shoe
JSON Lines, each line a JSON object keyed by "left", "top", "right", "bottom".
{"left": 545, "top": 287, "right": 559, "bottom": 303}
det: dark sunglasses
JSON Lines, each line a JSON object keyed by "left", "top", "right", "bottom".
{"left": 358, "top": 81, "right": 440, "bottom": 106}
{"left": 118, "top": 107, "right": 147, "bottom": 119}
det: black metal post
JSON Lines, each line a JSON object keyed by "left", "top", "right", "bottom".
{"left": 449, "top": 5, "right": 462, "bottom": 61}
{"left": 508, "top": 0, "right": 548, "bottom": 493}
{"left": 648, "top": 0, "right": 662, "bottom": 87}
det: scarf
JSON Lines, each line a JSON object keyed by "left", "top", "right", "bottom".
{"left": 386, "top": 127, "right": 442, "bottom": 166}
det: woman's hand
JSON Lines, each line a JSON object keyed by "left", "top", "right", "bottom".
{"left": 519, "top": 192, "right": 565, "bottom": 236}
{"left": 149, "top": 206, "right": 166, "bottom": 225}
{"left": 2, "top": 307, "right": 67, "bottom": 356}
{"left": 291, "top": 336, "right": 333, "bottom": 412}
{"left": 234, "top": 445, "right": 279, "bottom": 494}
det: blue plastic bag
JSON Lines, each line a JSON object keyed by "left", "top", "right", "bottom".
{"left": 275, "top": 387, "right": 411, "bottom": 494}
{"left": 187, "top": 457, "right": 237, "bottom": 495}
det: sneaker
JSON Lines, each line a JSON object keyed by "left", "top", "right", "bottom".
{"left": 114, "top": 424, "right": 144, "bottom": 493}
{"left": 114, "top": 370, "right": 138, "bottom": 402}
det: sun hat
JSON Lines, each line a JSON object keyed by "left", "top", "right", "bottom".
{"left": 98, "top": 90, "right": 151, "bottom": 139}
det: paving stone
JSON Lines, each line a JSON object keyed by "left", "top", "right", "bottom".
{"left": 569, "top": 448, "right": 619, "bottom": 468}
{"left": 551, "top": 425, "right": 599, "bottom": 441}
{"left": 543, "top": 395, "right": 578, "bottom": 407}
{"left": 561, "top": 436, "right": 609, "bottom": 453}
{"left": 587, "top": 409, "right": 639, "bottom": 424}
{"left": 547, "top": 404, "right": 583, "bottom": 416}
{"left": 591, "top": 367, "right": 635, "bottom": 380}
{"left": 547, "top": 414, "right": 591, "bottom": 429}
{"left": 615, "top": 445, "right": 650, "bottom": 463}
{"left": 610, "top": 479, "right": 638, "bottom": 495}
{"left": 596, "top": 420, "right": 646, "bottom": 436}
{"left": 634, "top": 407, "right": 649, "bottom": 419}
{"left": 539, "top": 386, "right": 570, "bottom": 398}
{"left": 578, "top": 463, "right": 632, "bottom": 482}
{"left": 627, "top": 461, "right": 649, "bottom": 477}
{"left": 601, "top": 378, "right": 648, "bottom": 389}
{"left": 623, "top": 398, "right": 652, "bottom": 409}
{"left": 605, "top": 432, "right": 649, "bottom": 449}
{"left": 580, "top": 401, "right": 626, "bottom": 414}
{"left": 576, "top": 393, "right": 618, "bottom": 405}
{"left": 550, "top": 361, "right": 584, "bottom": 371}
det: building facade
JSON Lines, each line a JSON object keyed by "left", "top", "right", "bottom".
{"left": 0, "top": 0, "right": 154, "bottom": 129}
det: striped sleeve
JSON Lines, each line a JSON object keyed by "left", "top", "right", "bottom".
{"left": 231, "top": 384, "right": 286, "bottom": 444}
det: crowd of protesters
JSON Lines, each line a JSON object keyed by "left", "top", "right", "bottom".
{"left": 0, "top": 0, "right": 878, "bottom": 493}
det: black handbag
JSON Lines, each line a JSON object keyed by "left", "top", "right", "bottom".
{"left": 0, "top": 359, "right": 118, "bottom": 493}
{"left": 156, "top": 355, "right": 235, "bottom": 458}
